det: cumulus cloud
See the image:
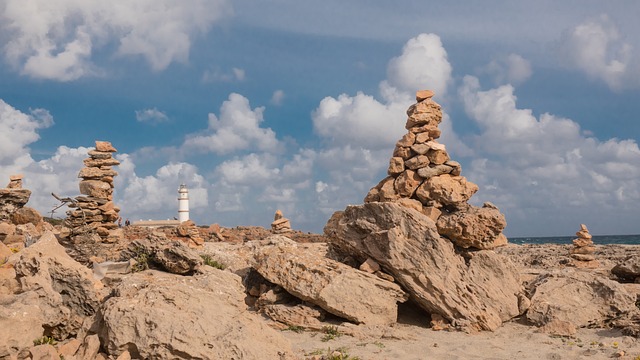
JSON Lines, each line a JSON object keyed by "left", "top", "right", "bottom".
{"left": 480, "top": 53, "right": 532, "bottom": 86}
{"left": 1, "top": 0, "right": 232, "bottom": 81}
{"left": 459, "top": 76, "right": 640, "bottom": 234}
{"left": 559, "top": 15, "right": 635, "bottom": 91}
{"left": 183, "top": 93, "right": 281, "bottom": 154}
{"left": 135, "top": 108, "right": 170, "bottom": 124}
{"left": 0, "top": 99, "right": 53, "bottom": 170}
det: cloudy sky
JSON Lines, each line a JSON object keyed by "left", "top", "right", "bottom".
{"left": 1, "top": 1, "right": 640, "bottom": 237}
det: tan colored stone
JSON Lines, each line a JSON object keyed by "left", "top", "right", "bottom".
{"left": 422, "top": 206, "right": 442, "bottom": 221}
{"left": 392, "top": 146, "right": 413, "bottom": 160}
{"left": 417, "top": 164, "right": 452, "bottom": 179}
{"left": 377, "top": 176, "right": 400, "bottom": 201}
{"left": 274, "top": 210, "right": 283, "bottom": 221}
{"left": 404, "top": 155, "right": 430, "bottom": 170}
{"left": 537, "top": 319, "right": 577, "bottom": 337}
{"left": 359, "top": 257, "right": 381, "bottom": 273}
{"left": 394, "top": 170, "right": 422, "bottom": 197}
{"left": 410, "top": 143, "right": 430, "bottom": 154}
{"left": 83, "top": 158, "right": 120, "bottom": 167}
{"left": 570, "top": 245, "right": 596, "bottom": 255}
{"left": 10, "top": 207, "right": 42, "bottom": 225}
{"left": 0, "top": 222, "right": 15, "bottom": 236}
{"left": 78, "top": 167, "right": 118, "bottom": 179}
{"left": 415, "top": 174, "right": 478, "bottom": 207}
{"left": 572, "top": 238, "right": 593, "bottom": 247}
{"left": 95, "top": 141, "right": 117, "bottom": 152}
{"left": 427, "top": 148, "right": 449, "bottom": 165}
{"left": 571, "top": 253, "right": 596, "bottom": 261}
{"left": 0, "top": 242, "right": 12, "bottom": 263}
{"left": 396, "top": 198, "right": 423, "bottom": 213}
{"left": 576, "top": 229, "right": 592, "bottom": 239}
{"left": 79, "top": 180, "right": 112, "bottom": 198}
{"left": 416, "top": 90, "right": 435, "bottom": 101}
{"left": 396, "top": 132, "right": 416, "bottom": 147}
{"left": 87, "top": 150, "right": 113, "bottom": 159}
{"left": 56, "top": 338, "right": 81, "bottom": 360}
{"left": 387, "top": 157, "right": 405, "bottom": 175}
{"left": 29, "top": 344, "right": 58, "bottom": 360}
{"left": 437, "top": 204, "right": 507, "bottom": 250}
{"left": 115, "top": 350, "right": 132, "bottom": 360}
{"left": 445, "top": 160, "right": 461, "bottom": 176}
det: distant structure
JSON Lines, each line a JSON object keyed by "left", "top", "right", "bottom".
{"left": 178, "top": 184, "right": 189, "bottom": 222}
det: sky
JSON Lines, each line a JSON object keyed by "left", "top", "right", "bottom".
{"left": 1, "top": 1, "right": 640, "bottom": 237}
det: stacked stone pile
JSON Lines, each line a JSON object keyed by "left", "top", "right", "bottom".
{"left": 271, "top": 210, "right": 291, "bottom": 234}
{"left": 65, "top": 141, "right": 122, "bottom": 242}
{"left": 364, "top": 90, "right": 506, "bottom": 250}
{"left": 0, "top": 175, "right": 31, "bottom": 222}
{"left": 570, "top": 224, "right": 598, "bottom": 267}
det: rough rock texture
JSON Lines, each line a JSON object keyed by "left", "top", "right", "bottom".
{"left": 526, "top": 269, "right": 636, "bottom": 329}
{"left": 254, "top": 236, "right": 408, "bottom": 325}
{"left": 570, "top": 224, "right": 598, "bottom": 267}
{"left": 325, "top": 202, "right": 524, "bottom": 331}
{"left": 0, "top": 291, "right": 47, "bottom": 358}
{"left": 612, "top": 255, "right": 640, "bottom": 282}
{"left": 363, "top": 90, "right": 507, "bottom": 250}
{"left": 97, "top": 269, "right": 294, "bottom": 359}
{"left": 10, "top": 206, "right": 43, "bottom": 225}
{"left": 120, "top": 237, "right": 202, "bottom": 275}
{"left": 65, "top": 141, "right": 122, "bottom": 243}
{"left": 13, "top": 231, "right": 104, "bottom": 339}
{"left": 271, "top": 210, "right": 292, "bottom": 234}
{"left": 0, "top": 188, "right": 31, "bottom": 221}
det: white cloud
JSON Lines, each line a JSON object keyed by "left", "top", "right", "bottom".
{"left": 559, "top": 15, "right": 635, "bottom": 91}
{"left": 135, "top": 108, "right": 170, "bottom": 124}
{"left": 270, "top": 90, "right": 285, "bottom": 106}
{"left": 480, "top": 53, "right": 532, "bottom": 86}
{"left": 183, "top": 93, "right": 281, "bottom": 154}
{"left": 1, "top": 0, "right": 233, "bottom": 81}
{"left": 0, "top": 99, "right": 53, "bottom": 170}
{"left": 459, "top": 76, "right": 640, "bottom": 234}
{"left": 202, "top": 67, "right": 246, "bottom": 83}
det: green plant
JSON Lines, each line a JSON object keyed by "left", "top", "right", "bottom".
{"left": 321, "top": 325, "right": 341, "bottom": 342}
{"left": 200, "top": 254, "right": 225, "bottom": 269}
{"left": 33, "top": 336, "right": 57, "bottom": 346}
{"left": 131, "top": 248, "right": 150, "bottom": 272}
{"left": 283, "top": 325, "right": 304, "bottom": 333}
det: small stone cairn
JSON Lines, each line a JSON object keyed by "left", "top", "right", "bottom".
{"left": 364, "top": 90, "right": 507, "bottom": 250}
{"left": 0, "top": 174, "right": 31, "bottom": 222}
{"left": 65, "top": 141, "right": 122, "bottom": 242}
{"left": 570, "top": 224, "right": 598, "bottom": 267}
{"left": 271, "top": 210, "right": 291, "bottom": 234}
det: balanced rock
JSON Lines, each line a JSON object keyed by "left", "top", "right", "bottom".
{"left": 271, "top": 210, "right": 292, "bottom": 233}
{"left": 6, "top": 174, "right": 23, "bottom": 189}
{"left": 570, "top": 224, "right": 598, "bottom": 267}
{"left": 363, "top": 90, "right": 507, "bottom": 250}
{"left": 0, "top": 187, "right": 31, "bottom": 221}
{"left": 325, "top": 202, "right": 524, "bottom": 331}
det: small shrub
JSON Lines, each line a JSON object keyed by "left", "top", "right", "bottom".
{"left": 33, "top": 336, "right": 57, "bottom": 346}
{"left": 200, "top": 254, "right": 225, "bottom": 269}
{"left": 284, "top": 325, "right": 305, "bottom": 333}
{"left": 321, "top": 325, "right": 341, "bottom": 342}
{"left": 132, "top": 249, "right": 150, "bottom": 272}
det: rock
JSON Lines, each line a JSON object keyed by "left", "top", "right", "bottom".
{"left": 261, "top": 303, "right": 326, "bottom": 329}
{"left": 0, "top": 292, "right": 46, "bottom": 358}
{"left": 13, "top": 231, "right": 104, "bottom": 339}
{"left": 404, "top": 155, "right": 430, "bottom": 170}
{"left": 436, "top": 204, "right": 508, "bottom": 250}
{"left": 254, "top": 236, "right": 408, "bottom": 325}
{"left": 79, "top": 180, "right": 112, "bottom": 198}
{"left": 0, "top": 242, "right": 12, "bottom": 263}
{"left": 57, "top": 338, "right": 81, "bottom": 359}
{"left": 526, "top": 269, "right": 636, "bottom": 329}
{"left": 29, "top": 344, "right": 58, "bottom": 360}
{"left": 394, "top": 170, "right": 422, "bottom": 197}
{"left": 0, "top": 188, "right": 31, "bottom": 221}
{"left": 92, "top": 260, "right": 135, "bottom": 280}
{"left": 95, "top": 140, "right": 117, "bottom": 152}
{"left": 122, "top": 238, "right": 202, "bottom": 275}
{"left": 324, "top": 202, "right": 523, "bottom": 331}
{"left": 416, "top": 89, "right": 435, "bottom": 101}
{"left": 98, "top": 269, "right": 294, "bottom": 359}
{"left": 271, "top": 212, "right": 292, "bottom": 233}
{"left": 10, "top": 206, "right": 42, "bottom": 225}
{"left": 396, "top": 132, "right": 416, "bottom": 147}
{"left": 393, "top": 146, "right": 413, "bottom": 160}
{"left": 78, "top": 167, "right": 118, "bottom": 179}
{"left": 415, "top": 174, "right": 478, "bottom": 207}
{"left": 388, "top": 157, "right": 405, "bottom": 175}
{"left": 612, "top": 256, "right": 640, "bottom": 281}
{"left": 416, "top": 164, "right": 453, "bottom": 179}
{"left": 359, "top": 257, "right": 381, "bottom": 273}
{"left": 536, "top": 319, "right": 577, "bottom": 337}
{"left": 75, "top": 334, "right": 101, "bottom": 360}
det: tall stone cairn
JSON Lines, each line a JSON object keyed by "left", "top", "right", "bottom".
{"left": 65, "top": 141, "right": 122, "bottom": 242}
{"left": 364, "top": 90, "right": 507, "bottom": 250}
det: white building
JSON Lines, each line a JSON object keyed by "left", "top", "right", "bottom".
{"left": 178, "top": 184, "right": 189, "bottom": 222}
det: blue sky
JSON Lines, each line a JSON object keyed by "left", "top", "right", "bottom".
{"left": 1, "top": 1, "right": 640, "bottom": 237}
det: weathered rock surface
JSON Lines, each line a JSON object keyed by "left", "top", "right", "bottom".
{"left": 10, "top": 206, "right": 43, "bottom": 225}
{"left": 0, "top": 188, "right": 31, "bottom": 221}
{"left": 612, "top": 256, "right": 640, "bottom": 282}
{"left": 325, "top": 202, "right": 524, "bottom": 331}
{"left": 436, "top": 203, "right": 507, "bottom": 250}
{"left": 97, "top": 269, "right": 294, "bottom": 359}
{"left": 120, "top": 237, "right": 202, "bottom": 275}
{"left": 254, "top": 236, "right": 408, "bottom": 325}
{"left": 526, "top": 269, "right": 636, "bottom": 329}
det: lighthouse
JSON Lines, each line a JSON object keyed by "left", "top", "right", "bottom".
{"left": 178, "top": 184, "right": 189, "bottom": 222}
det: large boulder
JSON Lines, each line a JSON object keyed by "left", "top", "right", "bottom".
{"left": 254, "top": 236, "right": 408, "bottom": 325}
{"left": 0, "top": 188, "right": 31, "bottom": 221}
{"left": 97, "top": 269, "right": 294, "bottom": 359}
{"left": 13, "top": 231, "right": 104, "bottom": 339}
{"left": 526, "top": 269, "right": 636, "bottom": 328}
{"left": 612, "top": 256, "right": 640, "bottom": 282}
{"left": 0, "top": 292, "right": 47, "bottom": 359}
{"left": 120, "top": 237, "right": 202, "bottom": 275}
{"left": 324, "top": 202, "right": 525, "bottom": 331}
{"left": 10, "top": 206, "right": 43, "bottom": 225}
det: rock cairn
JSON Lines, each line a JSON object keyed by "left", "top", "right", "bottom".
{"left": 177, "top": 219, "right": 205, "bottom": 247}
{"left": 570, "top": 224, "right": 598, "bottom": 266}
{"left": 271, "top": 210, "right": 291, "bottom": 234}
{"left": 364, "top": 90, "right": 507, "bottom": 250}
{"left": 65, "top": 141, "right": 122, "bottom": 242}
{"left": 0, "top": 175, "right": 31, "bottom": 222}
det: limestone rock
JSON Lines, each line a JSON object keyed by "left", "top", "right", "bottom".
{"left": 388, "top": 157, "right": 405, "bottom": 175}
{"left": 612, "top": 256, "right": 640, "bottom": 282}
{"left": 271, "top": 210, "right": 292, "bottom": 233}
{"left": 526, "top": 269, "right": 636, "bottom": 329}
{"left": 95, "top": 140, "right": 117, "bottom": 152}
{"left": 0, "top": 292, "right": 46, "bottom": 358}
{"left": 415, "top": 174, "right": 478, "bottom": 207}
{"left": 324, "top": 202, "right": 523, "bottom": 331}
{"left": 10, "top": 206, "right": 42, "bottom": 225}
{"left": 0, "top": 188, "right": 31, "bottom": 221}
{"left": 98, "top": 269, "right": 294, "bottom": 359}
{"left": 79, "top": 179, "right": 112, "bottom": 198}
{"left": 436, "top": 203, "right": 508, "bottom": 250}
{"left": 254, "top": 236, "right": 408, "bottom": 325}
{"left": 121, "top": 238, "right": 202, "bottom": 275}
{"left": 261, "top": 303, "right": 326, "bottom": 329}
{"left": 7, "top": 174, "right": 23, "bottom": 189}
{"left": 29, "top": 344, "right": 58, "bottom": 360}
{"left": 394, "top": 170, "right": 422, "bottom": 197}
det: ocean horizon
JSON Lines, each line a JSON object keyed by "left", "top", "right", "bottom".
{"left": 508, "top": 234, "right": 640, "bottom": 245}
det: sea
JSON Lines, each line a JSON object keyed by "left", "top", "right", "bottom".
{"left": 509, "top": 234, "right": 640, "bottom": 245}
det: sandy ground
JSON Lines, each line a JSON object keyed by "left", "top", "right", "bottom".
{"left": 281, "top": 320, "right": 639, "bottom": 360}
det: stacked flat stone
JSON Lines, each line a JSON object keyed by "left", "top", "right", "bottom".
{"left": 570, "top": 224, "right": 597, "bottom": 263}
{"left": 271, "top": 210, "right": 291, "bottom": 234}
{"left": 0, "top": 175, "right": 31, "bottom": 221}
{"left": 65, "top": 141, "right": 122, "bottom": 242}
{"left": 364, "top": 90, "right": 507, "bottom": 250}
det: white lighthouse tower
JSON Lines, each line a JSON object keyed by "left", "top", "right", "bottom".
{"left": 178, "top": 184, "right": 189, "bottom": 222}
